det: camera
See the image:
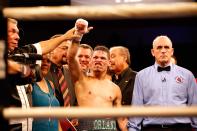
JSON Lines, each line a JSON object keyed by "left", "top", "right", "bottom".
{"left": 8, "top": 48, "right": 43, "bottom": 84}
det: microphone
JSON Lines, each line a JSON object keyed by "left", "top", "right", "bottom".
{"left": 9, "top": 53, "right": 43, "bottom": 60}
{"left": 162, "top": 77, "right": 166, "bottom": 82}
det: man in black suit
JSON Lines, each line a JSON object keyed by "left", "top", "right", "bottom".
{"left": 110, "top": 46, "right": 137, "bottom": 106}
{"left": 110, "top": 46, "right": 137, "bottom": 130}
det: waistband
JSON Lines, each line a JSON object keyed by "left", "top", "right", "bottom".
{"left": 76, "top": 118, "right": 117, "bottom": 131}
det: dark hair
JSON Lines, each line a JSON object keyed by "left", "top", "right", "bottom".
{"left": 94, "top": 45, "right": 110, "bottom": 58}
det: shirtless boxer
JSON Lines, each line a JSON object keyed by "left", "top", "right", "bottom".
{"left": 68, "top": 43, "right": 127, "bottom": 130}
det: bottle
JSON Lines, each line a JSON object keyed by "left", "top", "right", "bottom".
{"left": 74, "top": 18, "right": 88, "bottom": 41}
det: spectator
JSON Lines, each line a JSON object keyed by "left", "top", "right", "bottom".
{"left": 7, "top": 18, "right": 80, "bottom": 131}
{"left": 110, "top": 46, "right": 137, "bottom": 105}
{"left": 31, "top": 54, "right": 60, "bottom": 131}
{"left": 110, "top": 46, "right": 137, "bottom": 131}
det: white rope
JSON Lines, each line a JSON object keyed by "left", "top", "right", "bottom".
{"left": 3, "top": 2, "right": 197, "bottom": 20}
{"left": 3, "top": 106, "right": 197, "bottom": 119}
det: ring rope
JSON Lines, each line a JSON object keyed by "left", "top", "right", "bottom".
{"left": 3, "top": 2, "right": 197, "bottom": 20}
{"left": 3, "top": 106, "right": 197, "bottom": 119}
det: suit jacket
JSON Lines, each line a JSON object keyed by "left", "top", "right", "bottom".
{"left": 46, "top": 62, "right": 77, "bottom": 106}
{"left": 8, "top": 44, "right": 38, "bottom": 107}
{"left": 112, "top": 67, "right": 137, "bottom": 105}
{"left": 8, "top": 44, "right": 38, "bottom": 130}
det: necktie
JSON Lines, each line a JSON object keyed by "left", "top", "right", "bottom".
{"left": 57, "top": 67, "right": 70, "bottom": 107}
{"left": 157, "top": 66, "right": 171, "bottom": 72}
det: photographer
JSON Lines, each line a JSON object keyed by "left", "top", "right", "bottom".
{"left": 7, "top": 18, "right": 81, "bottom": 131}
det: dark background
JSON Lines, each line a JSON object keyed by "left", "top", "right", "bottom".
{"left": 17, "top": 17, "right": 197, "bottom": 77}
{"left": 7, "top": 0, "right": 197, "bottom": 77}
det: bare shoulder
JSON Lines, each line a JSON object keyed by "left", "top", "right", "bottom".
{"left": 77, "top": 75, "right": 93, "bottom": 85}
{"left": 106, "top": 79, "right": 120, "bottom": 89}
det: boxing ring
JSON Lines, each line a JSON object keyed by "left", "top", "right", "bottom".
{"left": 2, "top": 2, "right": 197, "bottom": 119}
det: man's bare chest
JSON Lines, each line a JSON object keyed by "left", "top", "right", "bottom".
{"left": 75, "top": 79, "right": 115, "bottom": 102}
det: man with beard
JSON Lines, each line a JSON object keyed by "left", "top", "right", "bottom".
{"left": 46, "top": 34, "right": 76, "bottom": 107}
{"left": 46, "top": 35, "right": 78, "bottom": 130}
{"left": 68, "top": 44, "right": 128, "bottom": 130}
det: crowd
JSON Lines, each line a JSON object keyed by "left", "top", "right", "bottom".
{"left": 5, "top": 17, "right": 197, "bottom": 131}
